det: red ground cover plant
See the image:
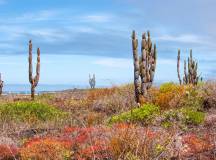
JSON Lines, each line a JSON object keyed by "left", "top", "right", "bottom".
{"left": 21, "top": 126, "right": 111, "bottom": 160}
{"left": 181, "top": 133, "right": 215, "bottom": 156}
{"left": 0, "top": 144, "right": 18, "bottom": 160}
{"left": 20, "top": 137, "right": 72, "bottom": 160}
{"left": 12, "top": 124, "right": 216, "bottom": 159}
{"left": 63, "top": 126, "right": 110, "bottom": 159}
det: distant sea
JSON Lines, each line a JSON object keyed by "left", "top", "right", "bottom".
{"left": 3, "top": 84, "right": 91, "bottom": 94}
{"left": 2, "top": 82, "right": 163, "bottom": 94}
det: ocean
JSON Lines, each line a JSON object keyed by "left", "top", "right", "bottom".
{"left": 2, "top": 84, "right": 90, "bottom": 94}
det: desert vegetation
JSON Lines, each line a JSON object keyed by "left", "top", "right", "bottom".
{"left": 0, "top": 81, "right": 215, "bottom": 159}
{"left": 0, "top": 31, "right": 215, "bottom": 160}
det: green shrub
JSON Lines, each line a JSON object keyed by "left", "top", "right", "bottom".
{"left": 160, "top": 109, "right": 179, "bottom": 128}
{"left": 0, "top": 101, "right": 67, "bottom": 123}
{"left": 159, "top": 82, "right": 179, "bottom": 93}
{"left": 109, "top": 104, "right": 159, "bottom": 124}
{"left": 181, "top": 108, "right": 205, "bottom": 125}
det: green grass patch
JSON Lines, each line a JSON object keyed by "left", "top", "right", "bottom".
{"left": 109, "top": 104, "right": 159, "bottom": 124}
{"left": 0, "top": 101, "right": 67, "bottom": 123}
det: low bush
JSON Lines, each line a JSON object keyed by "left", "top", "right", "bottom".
{"left": 153, "top": 82, "right": 187, "bottom": 110}
{"left": 20, "top": 137, "right": 71, "bottom": 160}
{"left": 0, "top": 101, "right": 67, "bottom": 123}
{"left": 181, "top": 108, "right": 205, "bottom": 125}
{"left": 179, "top": 86, "right": 203, "bottom": 110}
{"left": 199, "top": 81, "right": 216, "bottom": 109}
{"left": 92, "top": 84, "right": 136, "bottom": 115}
{"left": 108, "top": 124, "right": 171, "bottom": 159}
{"left": 109, "top": 104, "right": 159, "bottom": 124}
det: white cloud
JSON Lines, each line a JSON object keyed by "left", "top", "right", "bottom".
{"left": 93, "top": 57, "right": 132, "bottom": 69}
{"left": 15, "top": 10, "right": 59, "bottom": 22}
{"left": 156, "top": 34, "right": 207, "bottom": 44}
{"left": 80, "top": 14, "right": 113, "bottom": 23}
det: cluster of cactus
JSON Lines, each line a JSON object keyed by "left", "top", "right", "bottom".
{"left": 0, "top": 73, "right": 3, "bottom": 96}
{"left": 29, "top": 40, "right": 40, "bottom": 100}
{"left": 132, "top": 30, "right": 157, "bottom": 103}
{"left": 177, "top": 49, "right": 201, "bottom": 85}
{"left": 89, "top": 74, "right": 96, "bottom": 89}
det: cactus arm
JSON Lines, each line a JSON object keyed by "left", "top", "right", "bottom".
{"left": 28, "top": 40, "right": 33, "bottom": 84}
{"left": 34, "top": 48, "right": 40, "bottom": 87}
{"left": 177, "top": 49, "right": 182, "bottom": 85}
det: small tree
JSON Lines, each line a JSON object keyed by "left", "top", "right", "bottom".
{"left": 28, "top": 40, "right": 40, "bottom": 100}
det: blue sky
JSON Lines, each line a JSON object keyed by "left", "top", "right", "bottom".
{"left": 0, "top": 0, "right": 215, "bottom": 86}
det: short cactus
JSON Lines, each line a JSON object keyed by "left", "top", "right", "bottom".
{"left": 89, "top": 74, "right": 96, "bottom": 89}
{"left": 177, "top": 49, "right": 201, "bottom": 85}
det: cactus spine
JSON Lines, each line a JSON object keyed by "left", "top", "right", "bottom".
{"left": 28, "top": 40, "right": 40, "bottom": 100}
{"left": 177, "top": 49, "right": 200, "bottom": 85}
{"left": 132, "top": 30, "right": 157, "bottom": 103}
{"left": 89, "top": 74, "right": 96, "bottom": 89}
{"left": 0, "top": 73, "right": 3, "bottom": 96}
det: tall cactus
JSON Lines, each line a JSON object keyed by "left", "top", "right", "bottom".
{"left": 140, "top": 31, "right": 157, "bottom": 96}
{"left": 132, "top": 30, "right": 157, "bottom": 103}
{"left": 177, "top": 49, "right": 201, "bottom": 85}
{"left": 0, "top": 73, "right": 3, "bottom": 96}
{"left": 132, "top": 31, "right": 140, "bottom": 103}
{"left": 28, "top": 40, "right": 40, "bottom": 100}
{"left": 89, "top": 74, "right": 96, "bottom": 89}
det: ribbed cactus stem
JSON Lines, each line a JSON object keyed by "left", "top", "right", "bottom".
{"left": 132, "top": 30, "right": 140, "bottom": 103}
{"left": 0, "top": 73, "right": 3, "bottom": 96}
{"left": 28, "top": 40, "right": 40, "bottom": 100}
{"left": 177, "top": 49, "right": 182, "bottom": 85}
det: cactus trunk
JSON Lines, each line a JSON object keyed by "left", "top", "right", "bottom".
{"left": 0, "top": 73, "right": 3, "bottom": 96}
{"left": 28, "top": 40, "right": 40, "bottom": 100}
{"left": 31, "top": 86, "right": 35, "bottom": 100}
{"left": 132, "top": 31, "right": 140, "bottom": 103}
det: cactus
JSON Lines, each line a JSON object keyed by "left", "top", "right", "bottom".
{"left": 89, "top": 74, "right": 96, "bottom": 89}
{"left": 0, "top": 73, "right": 3, "bottom": 96}
{"left": 140, "top": 31, "right": 157, "bottom": 96}
{"left": 177, "top": 49, "right": 201, "bottom": 85}
{"left": 132, "top": 30, "right": 157, "bottom": 103}
{"left": 132, "top": 31, "right": 140, "bottom": 103}
{"left": 28, "top": 40, "right": 40, "bottom": 100}
{"left": 177, "top": 49, "right": 182, "bottom": 85}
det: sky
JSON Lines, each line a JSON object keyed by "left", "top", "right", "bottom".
{"left": 0, "top": 0, "right": 215, "bottom": 86}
